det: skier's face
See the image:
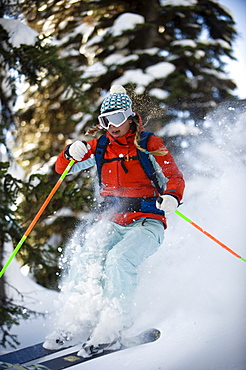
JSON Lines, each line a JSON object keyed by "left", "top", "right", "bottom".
{"left": 107, "top": 119, "right": 132, "bottom": 138}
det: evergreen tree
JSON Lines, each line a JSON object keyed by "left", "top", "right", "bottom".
{"left": 18, "top": 0, "right": 238, "bottom": 158}
{"left": 0, "top": 161, "right": 41, "bottom": 348}
{"left": 22, "top": 0, "right": 237, "bottom": 130}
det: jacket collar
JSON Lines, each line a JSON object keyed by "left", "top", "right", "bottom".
{"left": 106, "top": 129, "right": 135, "bottom": 146}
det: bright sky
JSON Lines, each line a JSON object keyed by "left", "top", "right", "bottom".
{"left": 219, "top": 0, "right": 246, "bottom": 99}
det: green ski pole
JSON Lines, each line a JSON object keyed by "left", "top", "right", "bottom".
{"left": 175, "top": 209, "right": 246, "bottom": 262}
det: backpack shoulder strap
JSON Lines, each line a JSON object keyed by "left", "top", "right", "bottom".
{"left": 95, "top": 134, "right": 109, "bottom": 186}
{"left": 137, "top": 131, "right": 164, "bottom": 194}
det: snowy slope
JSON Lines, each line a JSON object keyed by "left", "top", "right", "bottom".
{"left": 1, "top": 105, "right": 246, "bottom": 369}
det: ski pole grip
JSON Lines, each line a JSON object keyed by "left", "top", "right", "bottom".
{"left": 157, "top": 196, "right": 163, "bottom": 204}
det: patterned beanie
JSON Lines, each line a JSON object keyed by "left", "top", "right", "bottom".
{"left": 100, "top": 85, "right": 133, "bottom": 114}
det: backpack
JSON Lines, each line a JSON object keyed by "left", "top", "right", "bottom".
{"left": 95, "top": 131, "right": 164, "bottom": 195}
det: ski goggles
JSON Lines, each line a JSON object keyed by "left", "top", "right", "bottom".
{"left": 98, "top": 108, "right": 133, "bottom": 129}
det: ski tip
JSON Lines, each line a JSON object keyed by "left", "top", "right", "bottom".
{"left": 133, "top": 328, "right": 161, "bottom": 345}
{"left": 147, "top": 328, "right": 161, "bottom": 342}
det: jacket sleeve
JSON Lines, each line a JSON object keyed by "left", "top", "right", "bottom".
{"left": 55, "top": 139, "right": 98, "bottom": 174}
{"left": 148, "top": 135, "right": 185, "bottom": 203}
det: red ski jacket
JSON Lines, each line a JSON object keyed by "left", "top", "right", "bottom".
{"left": 55, "top": 130, "right": 185, "bottom": 228}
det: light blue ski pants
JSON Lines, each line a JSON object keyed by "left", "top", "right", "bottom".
{"left": 60, "top": 217, "right": 164, "bottom": 333}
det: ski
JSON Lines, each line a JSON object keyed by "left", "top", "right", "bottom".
{"left": 0, "top": 342, "right": 70, "bottom": 366}
{"left": 0, "top": 329, "right": 160, "bottom": 370}
{"left": 33, "top": 328, "right": 160, "bottom": 370}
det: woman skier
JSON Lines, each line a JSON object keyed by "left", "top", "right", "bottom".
{"left": 43, "top": 85, "right": 185, "bottom": 356}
